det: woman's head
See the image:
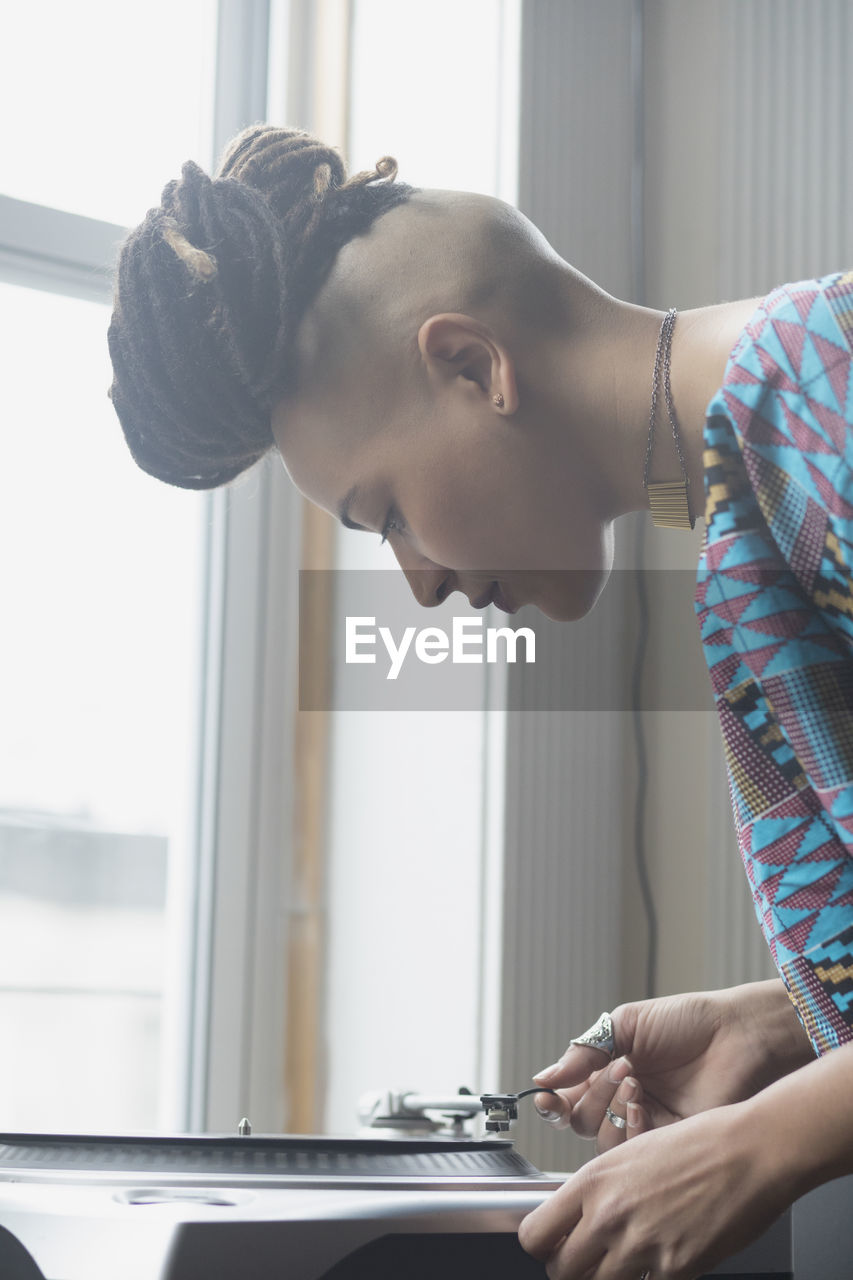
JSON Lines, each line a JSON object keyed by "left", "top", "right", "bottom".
{"left": 271, "top": 185, "right": 618, "bottom": 620}
{"left": 109, "top": 124, "right": 622, "bottom": 619}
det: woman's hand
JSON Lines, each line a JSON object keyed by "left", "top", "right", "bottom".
{"left": 532, "top": 980, "right": 812, "bottom": 1153}
{"left": 518, "top": 1100, "right": 789, "bottom": 1280}
{"left": 520, "top": 1038, "right": 853, "bottom": 1279}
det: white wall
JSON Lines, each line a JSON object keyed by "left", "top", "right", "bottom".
{"left": 640, "top": 0, "right": 853, "bottom": 995}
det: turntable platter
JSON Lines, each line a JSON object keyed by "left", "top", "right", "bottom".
{"left": 0, "top": 1131, "right": 560, "bottom": 1280}
{"left": 0, "top": 1132, "right": 543, "bottom": 1189}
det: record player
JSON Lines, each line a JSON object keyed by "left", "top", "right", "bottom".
{"left": 0, "top": 1089, "right": 792, "bottom": 1279}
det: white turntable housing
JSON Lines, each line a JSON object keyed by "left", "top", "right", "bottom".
{"left": 0, "top": 1132, "right": 792, "bottom": 1280}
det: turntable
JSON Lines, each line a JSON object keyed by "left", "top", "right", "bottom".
{"left": 0, "top": 1093, "right": 792, "bottom": 1279}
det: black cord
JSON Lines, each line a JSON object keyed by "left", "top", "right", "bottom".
{"left": 629, "top": 0, "right": 658, "bottom": 1000}
{"left": 631, "top": 517, "right": 658, "bottom": 999}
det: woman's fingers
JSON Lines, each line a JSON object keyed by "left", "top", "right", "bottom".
{"left": 518, "top": 1172, "right": 585, "bottom": 1261}
{"left": 533, "top": 1090, "right": 570, "bottom": 1128}
{"left": 594, "top": 1073, "right": 642, "bottom": 1153}
{"left": 533, "top": 1041, "right": 622, "bottom": 1090}
{"left": 569, "top": 1057, "right": 633, "bottom": 1140}
{"left": 534, "top": 1061, "right": 658, "bottom": 1143}
{"left": 541, "top": 1220, "right": 606, "bottom": 1280}
{"left": 534, "top": 1074, "right": 602, "bottom": 1130}
{"left": 533, "top": 1057, "right": 640, "bottom": 1139}
{"left": 627, "top": 1099, "right": 650, "bottom": 1139}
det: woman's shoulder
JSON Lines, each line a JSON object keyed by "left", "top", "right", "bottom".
{"left": 705, "top": 271, "right": 853, "bottom": 516}
{"left": 723, "top": 270, "right": 853, "bottom": 403}
{"left": 753, "top": 271, "right": 853, "bottom": 395}
{"left": 764, "top": 270, "right": 853, "bottom": 348}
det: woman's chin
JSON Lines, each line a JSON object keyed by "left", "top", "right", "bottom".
{"left": 532, "top": 567, "right": 611, "bottom": 622}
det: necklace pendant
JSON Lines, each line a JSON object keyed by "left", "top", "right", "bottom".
{"left": 647, "top": 479, "right": 694, "bottom": 530}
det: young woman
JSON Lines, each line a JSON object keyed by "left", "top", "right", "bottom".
{"left": 109, "top": 124, "right": 853, "bottom": 1280}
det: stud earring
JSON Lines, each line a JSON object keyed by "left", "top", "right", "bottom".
{"left": 493, "top": 393, "right": 504, "bottom": 408}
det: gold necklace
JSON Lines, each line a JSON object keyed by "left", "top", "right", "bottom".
{"left": 643, "top": 308, "right": 694, "bottom": 530}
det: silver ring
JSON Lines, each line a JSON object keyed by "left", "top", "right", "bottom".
{"left": 605, "top": 1105, "right": 627, "bottom": 1130}
{"left": 569, "top": 1011, "right": 616, "bottom": 1059}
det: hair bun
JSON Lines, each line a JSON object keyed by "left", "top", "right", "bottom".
{"left": 109, "top": 123, "right": 414, "bottom": 489}
{"left": 217, "top": 126, "right": 347, "bottom": 221}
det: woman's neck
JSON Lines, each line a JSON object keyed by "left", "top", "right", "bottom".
{"left": 667, "top": 297, "right": 761, "bottom": 507}
{"left": 571, "top": 293, "right": 762, "bottom": 524}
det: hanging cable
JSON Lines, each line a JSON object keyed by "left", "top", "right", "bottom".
{"left": 631, "top": 517, "right": 658, "bottom": 999}
{"left": 630, "top": 0, "right": 658, "bottom": 1000}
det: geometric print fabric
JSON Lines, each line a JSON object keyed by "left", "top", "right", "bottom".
{"left": 696, "top": 271, "right": 853, "bottom": 1055}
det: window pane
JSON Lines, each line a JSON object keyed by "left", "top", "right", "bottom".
{"left": 349, "top": 0, "right": 517, "bottom": 198}
{"left": 0, "top": 0, "right": 216, "bottom": 226}
{"left": 0, "top": 283, "right": 205, "bottom": 1131}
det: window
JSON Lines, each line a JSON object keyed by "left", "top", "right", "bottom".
{"left": 0, "top": 0, "right": 520, "bottom": 1142}
{"left": 0, "top": 0, "right": 297, "bottom": 1136}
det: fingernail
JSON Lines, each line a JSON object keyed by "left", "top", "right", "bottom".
{"left": 534, "top": 1101, "right": 560, "bottom": 1122}
{"left": 606, "top": 1057, "right": 630, "bottom": 1085}
{"left": 617, "top": 1077, "right": 637, "bottom": 1103}
{"left": 627, "top": 1102, "right": 641, "bottom": 1129}
{"left": 531, "top": 1062, "right": 562, "bottom": 1083}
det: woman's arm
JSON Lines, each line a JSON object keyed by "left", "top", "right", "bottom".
{"left": 723, "top": 978, "right": 816, "bottom": 1086}
{"left": 749, "top": 1036, "right": 853, "bottom": 1194}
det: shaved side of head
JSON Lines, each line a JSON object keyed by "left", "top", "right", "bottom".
{"left": 289, "top": 189, "right": 608, "bottom": 418}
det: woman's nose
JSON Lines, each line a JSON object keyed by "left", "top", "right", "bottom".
{"left": 391, "top": 545, "right": 455, "bottom": 608}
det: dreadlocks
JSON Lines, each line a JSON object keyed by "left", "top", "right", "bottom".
{"left": 108, "top": 125, "right": 414, "bottom": 489}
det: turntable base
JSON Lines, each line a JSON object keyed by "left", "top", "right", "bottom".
{"left": 0, "top": 1132, "right": 792, "bottom": 1280}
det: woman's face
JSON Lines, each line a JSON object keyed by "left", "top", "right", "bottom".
{"left": 273, "top": 374, "right": 614, "bottom": 623}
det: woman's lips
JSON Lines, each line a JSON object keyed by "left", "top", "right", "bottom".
{"left": 492, "top": 581, "right": 518, "bottom": 615}
{"left": 472, "top": 580, "right": 519, "bottom": 614}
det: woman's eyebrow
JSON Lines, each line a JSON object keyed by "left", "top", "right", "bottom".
{"left": 338, "top": 485, "right": 368, "bottom": 532}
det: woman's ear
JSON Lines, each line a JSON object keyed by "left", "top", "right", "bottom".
{"left": 417, "top": 313, "right": 518, "bottom": 412}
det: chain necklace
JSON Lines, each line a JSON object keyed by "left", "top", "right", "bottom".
{"left": 643, "top": 308, "right": 694, "bottom": 530}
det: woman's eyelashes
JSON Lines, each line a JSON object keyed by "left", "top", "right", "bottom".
{"left": 380, "top": 507, "right": 405, "bottom": 544}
